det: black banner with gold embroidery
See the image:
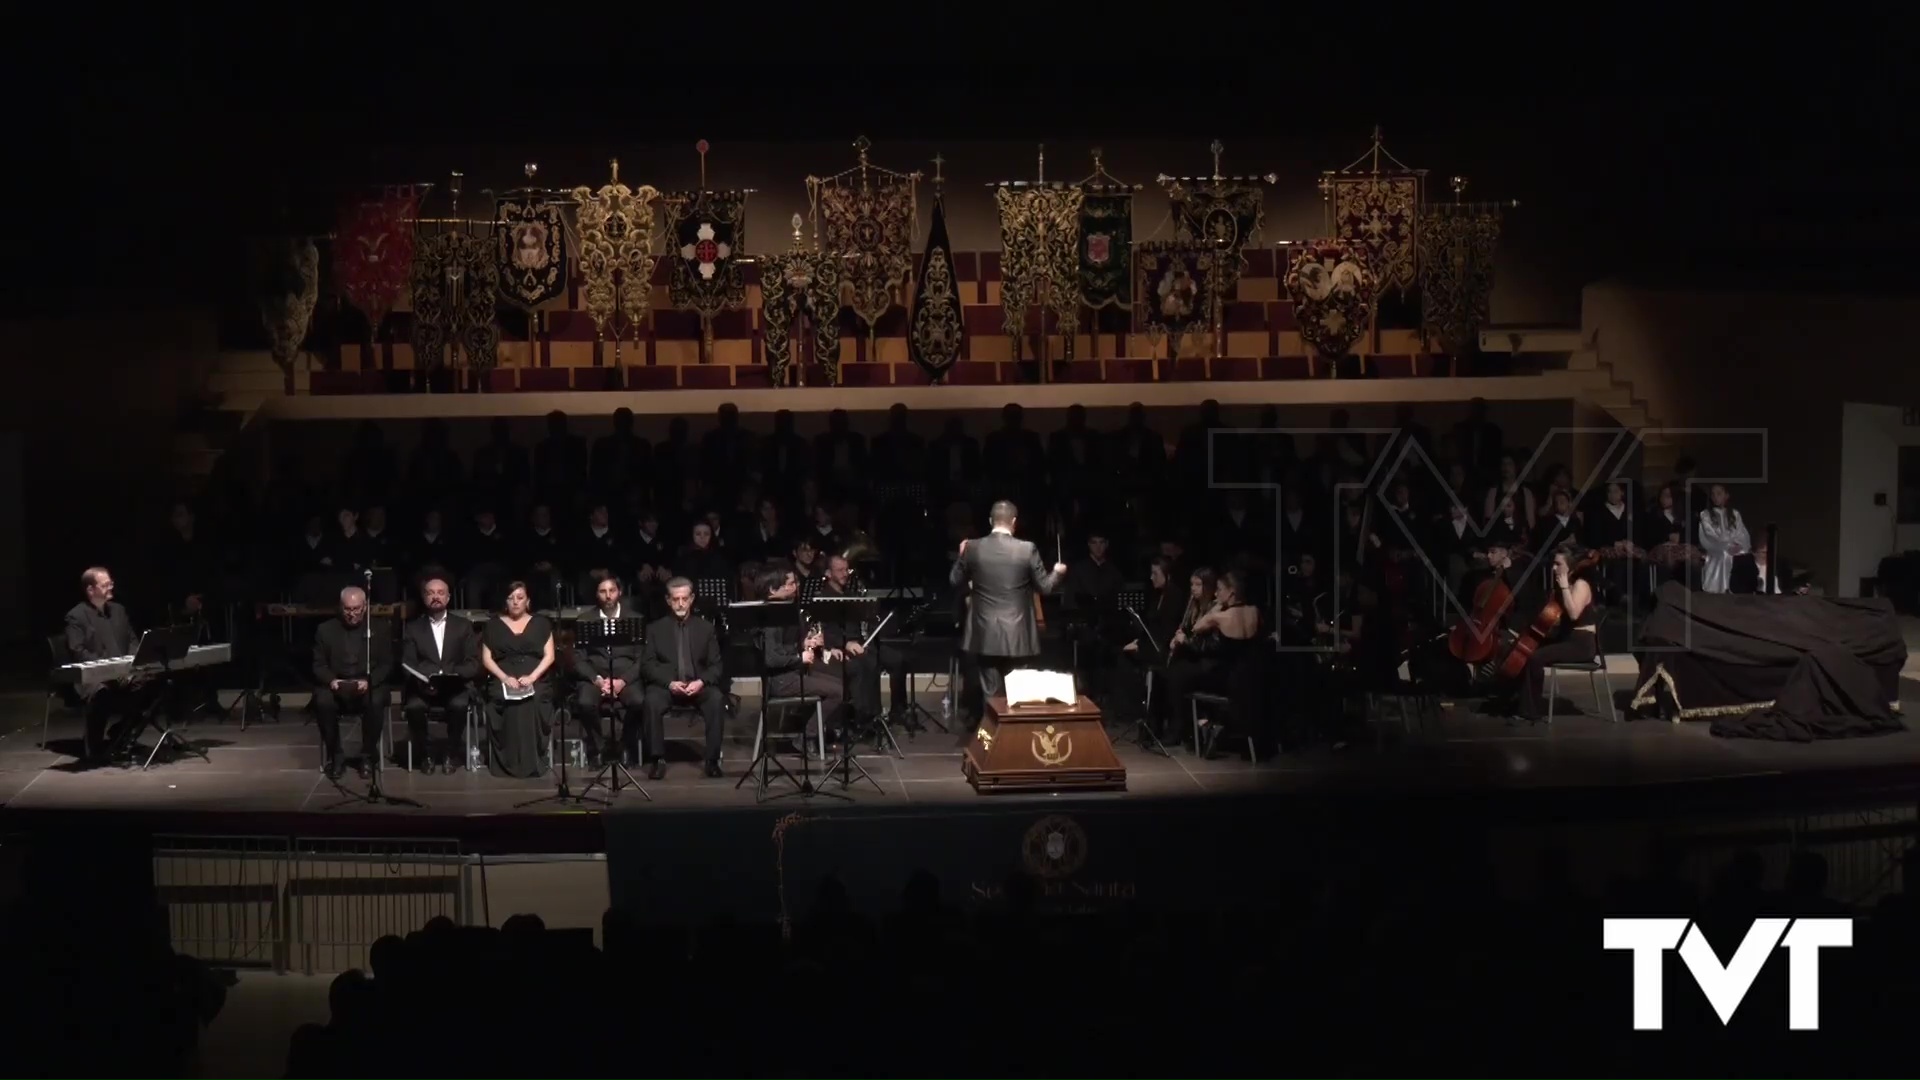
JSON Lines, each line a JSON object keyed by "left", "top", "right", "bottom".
{"left": 1078, "top": 193, "right": 1133, "bottom": 310}
{"left": 667, "top": 189, "right": 748, "bottom": 318}
{"left": 1134, "top": 240, "right": 1214, "bottom": 347}
{"left": 1418, "top": 203, "right": 1501, "bottom": 354}
{"left": 762, "top": 231, "right": 844, "bottom": 387}
{"left": 1169, "top": 182, "right": 1263, "bottom": 291}
{"left": 908, "top": 192, "right": 964, "bottom": 382}
{"left": 410, "top": 231, "right": 501, "bottom": 371}
{"left": 495, "top": 197, "right": 568, "bottom": 309}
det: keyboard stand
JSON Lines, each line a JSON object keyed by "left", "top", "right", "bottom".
{"left": 136, "top": 690, "right": 209, "bottom": 770}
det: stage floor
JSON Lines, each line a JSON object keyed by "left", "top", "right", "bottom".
{"left": 4, "top": 680, "right": 1920, "bottom": 827}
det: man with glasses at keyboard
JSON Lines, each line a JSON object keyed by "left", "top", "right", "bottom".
{"left": 63, "top": 566, "right": 154, "bottom": 765}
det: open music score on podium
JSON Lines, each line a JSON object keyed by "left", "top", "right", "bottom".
{"left": 961, "top": 669, "right": 1126, "bottom": 794}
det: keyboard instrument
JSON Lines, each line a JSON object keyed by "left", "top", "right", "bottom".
{"left": 55, "top": 643, "right": 233, "bottom": 687}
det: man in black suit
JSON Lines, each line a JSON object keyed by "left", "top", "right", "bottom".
{"left": 313, "top": 586, "right": 394, "bottom": 780}
{"left": 949, "top": 500, "right": 1067, "bottom": 726}
{"left": 639, "top": 576, "right": 726, "bottom": 778}
{"left": 64, "top": 566, "right": 153, "bottom": 764}
{"left": 400, "top": 575, "right": 478, "bottom": 774}
{"left": 572, "top": 575, "right": 647, "bottom": 768}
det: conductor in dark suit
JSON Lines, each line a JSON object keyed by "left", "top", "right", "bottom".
{"left": 313, "top": 585, "right": 395, "bottom": 779}
{"left": 401, "top": 574, "right": 479, "bottom": 773}
{"left": 949, "top": 500, "right": 1067, "bottom": 726}
{"left": 639, "top": 576, "right": 727, "bottom": 779}
{"left": 572, "top": 575, "right": 647, "bottom": 768}
{"left": 64, "top": 566, "right": 154, "bottom": 764}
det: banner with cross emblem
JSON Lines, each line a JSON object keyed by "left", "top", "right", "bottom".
{"left": 1320, "top": 127, "right": 1426, "bottom": 295}
{"left": 666, "top": 187, "right": 749, "bottom": 363}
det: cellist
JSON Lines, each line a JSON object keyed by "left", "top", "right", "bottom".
{"left": 1513, "top": 546, "right": 1599, "bottom": 724}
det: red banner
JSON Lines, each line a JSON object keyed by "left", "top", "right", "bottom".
{"left": 336, "top": 185, "right": 424, "bottom": 332}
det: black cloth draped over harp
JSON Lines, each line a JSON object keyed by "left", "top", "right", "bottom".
{"left": 1632, "top": 582, "right": 1906, "bottom": 741}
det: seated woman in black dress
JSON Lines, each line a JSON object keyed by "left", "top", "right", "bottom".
{"left": 1515, "top": 547, "right": 1599, "bottom": 724}
{"left": 753, "top": 565, "right": 845, "bottom": 742}
{"left": 479, "top": 580, "right": 557, "bottom": 778}
{"left": 1118, "top": 556, "right": 1186, "bottom": 737}
{"left": 1166, "top": 568, "right": 1265, "bottom": 751}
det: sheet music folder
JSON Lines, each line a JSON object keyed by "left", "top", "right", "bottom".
{"left": 1004, "top": 669, "right": 1077, "bottom": 708}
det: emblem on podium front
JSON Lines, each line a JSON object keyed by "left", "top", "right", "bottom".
{"left": 1022, "top": 815, "right": 1088, "bottom": 879}
{"left": 1031, "top": 724, "right": 1073, "bottom": 766}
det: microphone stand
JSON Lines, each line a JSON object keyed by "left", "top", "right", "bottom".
{"left": 326, "top": 570, "right": 424, "bottom": 809}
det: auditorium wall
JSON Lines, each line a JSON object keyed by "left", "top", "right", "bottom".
{"left": 1582, "top": 284, "right": 1920, "bottom": 595}
{"left": 1837, "top": 404, "right": 1920, "bottom": 598}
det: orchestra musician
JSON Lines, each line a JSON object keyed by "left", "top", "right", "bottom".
{"left": 754, "top": 564, "right": 846, "bottom": 738}
{"left": 950, "top": 500, "right": 1066, "bottom": 727}
{"left": 816, "top": 553, "right": 894, "bottom": 726}
{"left": 312, "top": 585, "right": 395, "bottom": 780}
{"left": 571, "top": 575, "right": 646, "bottom": 768}
{"left": 64, "top": 566, "right": 156, "bottom": 765}
{"left": 638, "top": 577, "right": 726, "bottom": 779}
{"left": 1510, "top": 546, "right": 1600, "bottom": 724}
{"left": 400, "top": 574, "right": 478, "bottom": 774}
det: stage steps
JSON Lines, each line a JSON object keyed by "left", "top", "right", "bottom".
{"left": 1482, "top": 326, "right": 1681, "bottom": 482}
{"left": 167, "top": 350, "right": 299, "bottom": 495}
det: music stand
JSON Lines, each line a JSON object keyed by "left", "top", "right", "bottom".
{"left": 809, "top": 594, "right": 891, "bottom": 792}
{"left": 574, "top": 617, "right": 652, "bottom": 802}
{"left": 693, "top": 577, "right": 733, "bottom": 623}
{"left": 137, "top": 624, "right": 213, "bottom": 770}
{"left": 888, "top": 593, "right": 953, "bottom": 736}
{"left": 728, "top": 600, "right": 839, "bottom": 802}
{"left": 1119, "top": 605, "right": 1169, "bottom": 757}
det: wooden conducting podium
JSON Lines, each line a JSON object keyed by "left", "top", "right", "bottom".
{"left": 962, "top": 694, "right": 1127, "bottom": 793}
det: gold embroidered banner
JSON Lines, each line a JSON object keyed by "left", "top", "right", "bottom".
{"left": 1327, "top": 174, "right": 1420, "bottom": 294}
{"left": 494, "top": 197, "right": 568, "bottom": 309}
{"left": 1418, "top": 203, "right": 1502, "bottom": 354}
{"left": 410, "top": 231, "right": 501, "bottom": 371}
{"left": 995, "top": 186, "right": 1082, "bottom": 351}
{"left": 250, "top": 237, "right": 319, "bottom": 368}
{"left": 1168, "top": 181, "right": 1263, "bottom": 292}
{"left": 812, "top": 145, "right": 916, "bottom": 331}
{"left": 1134, "top": 240, "right": 1215, "bottom": 351}
{"left": 908, "top": 191, "right": 964, "bottom": 382}
{"left": 666, "top": 188, "right": 749, "bottom": 363}
{"left": 1284, "top": 239, "right": 1376, "bottom": 358}
{"left": 569, "top": 162, "right": 660, "bottom": 345}
{"left": 762, "top": 219, "right": 843, "bottom": 386}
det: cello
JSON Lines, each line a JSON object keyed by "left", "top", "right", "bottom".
{"left": 1494, "top": 547, "right": 1612, "bottom": 682}
{"left": 1447, "top": 546, "right": 1527, "bottom": 673}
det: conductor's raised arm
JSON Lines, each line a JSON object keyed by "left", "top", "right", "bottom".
{"left": 1030, "top": 544, "right": 1066, "bottom": 595}
{"left": 949, "top": 539, "right": 970, "bottom": 587}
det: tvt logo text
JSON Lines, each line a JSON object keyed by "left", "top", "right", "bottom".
{"left": 1603, "top": 917, "right": 1852, "bottom": 1030}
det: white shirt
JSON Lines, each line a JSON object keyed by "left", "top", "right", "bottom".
{"left": 1605, "top": 503, "right": 1626, "bottom": 520}
{"left": 991, "top": 526, "right": 1014, "bottom": 537}
{"left": 600, "top": 603, "right": 623, "bottom": 622}
{"left": 590, "top": 525, "right": 609, "bottom": 539}
{"left": 428, "top": 611, "right": 447, "bottom": 659}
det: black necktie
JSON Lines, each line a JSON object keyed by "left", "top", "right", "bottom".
{"left": 675, "top": 619, "right": 693, "bottom": 680}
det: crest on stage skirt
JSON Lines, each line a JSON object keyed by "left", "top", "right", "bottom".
{"left": 494, "top": 197, "right": 569, "bottom": 310}
{"left": 336, "top": 185, "right": 425, "bottom": 336}
{"left": 1134, "top": 240, "right": 1215, "bottom": 349}
{"left": 1284, "top": 239, "right": 1376, "bottom": 359}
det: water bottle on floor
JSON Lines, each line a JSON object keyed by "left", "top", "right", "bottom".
{"left": 467, "top": 743, "right": 481, "bottom": 770}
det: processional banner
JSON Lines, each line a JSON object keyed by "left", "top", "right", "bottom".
{"left": 666, "top": 189, "right": 749, "bottom": 363}
{"left": 815, "top": 165, "right": 915, "bottom": 331}
{"left": 1326, "top": 174, "right": 1420, "bottom": 295}
{"left": 1418, "top": 203, "right": 1502, "bottom": 354}
{"left": 336, "top": 185, "right": 425, "bottom": 334}
{"left": 1134, "top": 240, "right": 1215, "bottom": 351}
{"left": 1077, "top": 192, "right": 1133, "bottom": 310}
{"left": 410, "top": 231, "right": 501, "bottom": 372}
{"left": 1284, "top": 240, "right": 1377, "bottom": 358}
{"left": 761, "top": 217, "right": 844, "bottom": 387}
{"left": 495, "top": 197, "right": 569, "bottom": 309}
{"left": 1169, "top": 182, "right": 1263, "bottom": 292}
{"left": 250, "top": 237, "right": 319, "bottom": 368}
{"left": 569, "top": 163, "right": 660, "bottom": 347}
{"left": 908, "top": 192, "right": 965, "bottom": 382}
{"left": 994, "top": 186, "right": 1082, "bottom": 347}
